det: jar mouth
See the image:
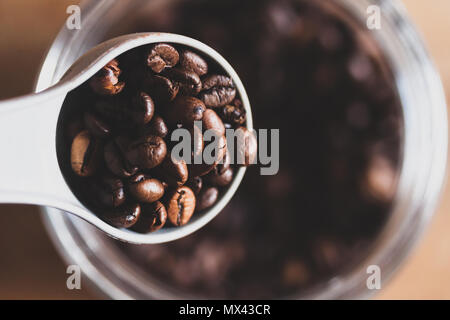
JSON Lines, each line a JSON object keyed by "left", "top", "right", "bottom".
{"left": 37, "top": 0, "right": 447, "bottom": 299}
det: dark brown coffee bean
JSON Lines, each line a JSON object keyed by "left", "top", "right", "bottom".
{"left": 159, "top": 156, "right": 188, "bottom": 187}
{"left": 203, "top": 108, "right": 225, "bottom": 136}
{"left": 164, "top": 68, "right": 202, "bottom": 95}
{"left": 143, "top": 114, "right": 168, "bottom": 138}
{"left": 236, "top": 127, "right": 258, "bottom": 166}
{"left": 206, "top": 166, "right": 234, "bottom": 187}
{"left": 189, "top": 125, "right": 204, "bottom": 160}
{"left": 167, "top": 186, "right": 196, "bottom": 226}
{"left": 146, "top": 43, "right": 179, "bottom": 73}
{"left": 132, "top": 201, "right": 167, "bottom": 233}
{"left": 221, "top": 100, "right": 246, "bottom": 126}
{"left": 126, "top": 135, "right": 167, "bottom": 169}
{"left": 200, "top": 74, "right": 236, "bottom": 107}
{"left": 217, "top": 148, "right": 231, "bottom": 175}
{"left": 93, "top": 175, "right": 126, "bottom": 208}
{"left": 128, "top": 174, "right": 165, "bottom": 203}
{"left": 166, "top": 96, "right": 206, "bottom": 127}
{"left": 89, "top": 59, "right": 125, "bottom": 95}
{"left": 104, "top": 137, "right": 138, "bottom": 178}
{"left": 71, "top": 130, "right": 101, "bottom": 177}
{"left": 186, "top": 176, "right": 202, "bottom": 195}
{"left": 179, "top": 50, "right": 208, "bottom": 76}
{"left": 145, "top": 74, "right": 179, "bottom": 103}
{"left": 102, "top": 203, "right": 141, "bottom": 228}
{"left": 84, "top": 112, "right": 112, "bottom": 139}
{"left": 94, "top": 98, "right": 136, "bottom": 128}
{"left": 196, "top": 187, "right": 219, "bottom": 212}
{"left": 188, "top": 163, "right": 215, "bottom": 178}
{"left": 129, "top": 92, "right": 155, "bottom": 126}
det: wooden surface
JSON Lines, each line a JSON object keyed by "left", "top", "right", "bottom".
{"left": 0, "top": 0, "right": 449, "bottom": 299}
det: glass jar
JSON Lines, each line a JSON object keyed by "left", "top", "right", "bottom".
{"left": 37, "top": 0, "right": 447, "bottom": 299}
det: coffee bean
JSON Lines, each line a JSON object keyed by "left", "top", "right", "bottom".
{"left": 200, "top": 74, "right": 236, "bottom": 107}
{"left": 128, "top": 174, "right": 165, "bottom": 203}
{"left": 71, "top": 130, "right": 101, "bottom": 177}
{"left": 93, "top": 175, "right": 126, "bottom": 208}
{"left": 196, "top": 187, "right": 219, "bottom": 212}
{"left": 206, "top": 166, "right": 234, "bottom": 187}
{"left": 166, "top": 96, "right": 206, "bottom": 127}
{"left": 159, "top": 156, "right": 188, "bottom": 187}
{"left": 89, "top": 59, "right": 125, "bottom": 95}
{"left": 145, "top": 73, "right": 179, "bottom": 103}
{"left": 203, "top": 108, "right": 225, "bottom": 136}
{"left": 84, "top": 111, "right": 112, "bottom": 139}
{"left": 188, "top": 163, "right": 215, "bottom": 178}
{"left": 217, "top": 149, "right": 231, "bottom": 175}
{"left": 186, "top": 176, "right": 203, "bottom": 195}
{"left": 164, "top": 68, "right": 202, "bottom": 95}
{"left": 129, "top": 92, "right": 155, "bottom": 126}
{"left": 236, "top": 127, "right": 257, "bottom": 166}
{"left": 132, "top": 201, "right": 167, "bottom": 233}
{"left": 143, "top": 114, "right": 168, "bottom": 138}
{"left": 221, "top": 100, "right": 246, "bottom": 126}
{"left": 167, "top": 186, "right": 196, "bottom": 226}
{"left": 102, "top": 203, "right": 141, "bottom": 228}
{"left": 146, "top": 43, "right": 179, "bottom": 73}
{"left": 94, "top": 98, "right": 136, "bottom": 127}
{"left": 189, "top": 125, "right": 204, "bottom": 160}
{"left": 179, "top": 50, "right": 208, "bottom": 76}
{"left": 104, "top": 137, "right": 138, "bottom": 178}
{"left": 126, "top": 135, "right": 167, "bottom": 169}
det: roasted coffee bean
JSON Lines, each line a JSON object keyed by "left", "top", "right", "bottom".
{"left": 104, "top": 137, "right": 138, "bottom": 178}
{"left": 159, "top": 156, "right": 188, "bottom": 187}
{"left": 203, "top": 108, "right": 225, "bottom": 136}
{"left": 132, "top": 201, "right": 167, "bottom": 233}
{"left": 102, "top": 203, "right": 141, "bottom": 228}
{"left": 217, "top": 149, "right": 231, "bottom": 175}
{"left": 236, "top": 127, "right": 258, "bottom": 166}
{"left": 190, "top": 125, "right": 204, "bottom": 159}
{"left": 206, "top": 166, "right": 234, "bottom": 187}
{"left": 128, "top": 174, "right": 165, "bottom": 203}
{"left": 179, "top": 50, "right": 208, "bottom": 76}
{"left": 199, "top": 75, "right": 236, "bottom": 107}
{"left": 89, "top": 59, "right": 125, "bottom": 95}
{"left": 164, "top": 68, "right": 202, "bottom": 95}
{"left": 84, "top": 111, "right": 112, "bottom": 139}
{"left": 71, "top": 130, "right": 101, "bottom": 177}
{"left": 146, "top": 43, "right": 179, "bottom": 73}
{"left": 126, "top": 135, "right": 167, "bottom": 169}
{"left": 94, "top": 99, "right": 136, "bottom": 127}
{"left": 145, "top": 73, "right": 179, "bottom": 102}
{"left": 143, "top": 114, "right": 168, "bottom": 138}
{"left": 166, "top": 96, "right": 206, "bottom": 127}
{"left": 221, "top": 100, "right": 246, "bottom": 126}
{"left": 93, "top": 175, "right": 126, "bottom": 208}
{"left": 167, "top": 186, "right": 196, "bottom": 226}
{"left": 196, "top": 187, "right": 219, "bottom": 212}
{"left": 188, "top": 163, "right": 215, "bottom": 178}
{"left": 186, "top": 176, "right": 203, "bottom": 195}
{"left": 129, "top": 92, "right": 155, "bottom": 126}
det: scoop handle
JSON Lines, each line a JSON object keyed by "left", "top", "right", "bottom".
{"left": 0, "top": 87, "right": 79, "bottom": 207}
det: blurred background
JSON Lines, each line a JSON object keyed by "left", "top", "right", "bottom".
{"left": 0, "top": 0, "right": 449, "bottom": 299}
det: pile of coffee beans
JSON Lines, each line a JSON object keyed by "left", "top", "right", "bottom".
{"left": 116, "top": 0, "right": 403, "bottom": 299}
{"left": 58, "top": 43, "right": 255, "bottom": 231}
